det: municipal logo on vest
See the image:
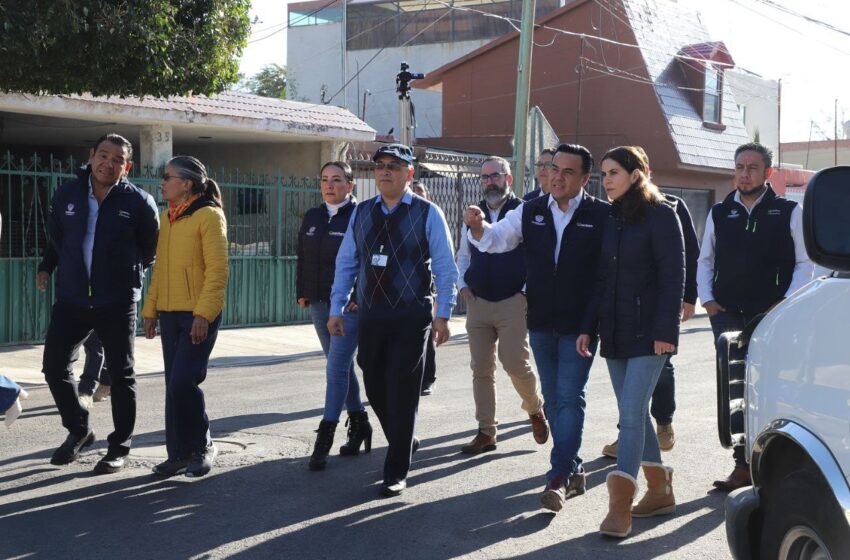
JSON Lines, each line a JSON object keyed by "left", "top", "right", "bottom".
{"left": 65, "top": 203, "right": 75, "bottom": 216}
{"left": 767, "top": 209, "right": 782, "bottom": 216}
{"left": 307, "top": 226, "right": 316, "bottom": 236}
{"left": 532, "top": 215, "right": 546, "bottom": 226}
{"left": 727, "top": 208, "right": 740, "bottom": 218}
{"left": 576, "top": 222, "right": 594, "bottom": 228}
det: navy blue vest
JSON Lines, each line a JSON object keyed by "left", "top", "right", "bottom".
{"left": 711, "top": 185, "right": 796, "bottom": 315}
{"left": 522, "top": 192, "right": 611, "bottom": 333}
{"left": 352, "top": 195, "right": 432, "bottom": 320}
{"left": 464, "top": 196, "right": 526, "bottom": 302}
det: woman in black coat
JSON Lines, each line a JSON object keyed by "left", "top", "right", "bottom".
{"left": 297, "top": 161, "right": 371, "bottom": 471}
{"left": 577, "top": 146, "right": 684, "bottom": 538}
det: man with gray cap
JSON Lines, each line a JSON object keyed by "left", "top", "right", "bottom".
{"left": 329, "top": 143, "right": 458, "bottom": 497}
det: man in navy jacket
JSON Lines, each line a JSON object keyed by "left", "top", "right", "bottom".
{"left": 39, "top": 133, "right": 159, "bottom": 473}
{"left": 465, "top": 144, "right": 610, "bottom": 513}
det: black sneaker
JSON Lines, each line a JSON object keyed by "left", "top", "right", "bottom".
{"left": 152, "top": 458, "right": 190, "bottom": 477}
{"left": 50, "top": 431, "right": 95, "bottom": 465}
{"left": 94, "top": 450, "right": 128, "bottom": 474}
{"left": 420, "top": 382, "right": 434, "bottom": 396}
{"left": 186, "top": 444, "right": 217, "bottom": 478}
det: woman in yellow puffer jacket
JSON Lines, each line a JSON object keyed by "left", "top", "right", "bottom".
{"left": 142, "top": 155, "right": 228, "bottom": 479}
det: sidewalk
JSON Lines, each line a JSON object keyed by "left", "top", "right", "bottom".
{"left": 0, "top": 317, "right": 470, "bottom": 386}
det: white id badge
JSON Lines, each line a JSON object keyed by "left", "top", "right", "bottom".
{"left": 371, "top": 254, "right": 388, "bottom": 267}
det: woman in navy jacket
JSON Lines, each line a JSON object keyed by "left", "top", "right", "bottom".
{"left": 297, "top": 161, "right": 371, "bottom": 471}
{"left": 578, "top": 146, "right": 685, "bottom": 538}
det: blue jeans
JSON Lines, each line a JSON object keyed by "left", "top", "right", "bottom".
{"left": 159, "top": 312, "right": 221, "bottom": 460}
{"left": 606, "top": 354, "right": 669, "bottom": 477}
{"left": 309, "top": 302, "right": 365, "bottom": 422}
{"left": 529, "top": 330, "right": 596, "bottom": 481}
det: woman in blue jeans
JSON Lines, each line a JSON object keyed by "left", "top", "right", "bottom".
{"left": 578, "top": 146, "right": 684, "bottom": 538}
{"left": 297, "top": 161, "right": 371, "bottom": 471}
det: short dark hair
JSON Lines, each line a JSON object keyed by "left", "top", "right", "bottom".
{"left": 735, "top": 142, "right": 773, "bottom": 168}
{"left": 93, "top": 133, "right": 133, "bottom": 161}
{"left": 554, "top": 143, "right": 593, "bottom": 174}
{"left": 320, "top": 160, "right": 354, "bottom": 182}
{"left": 539, "top": 148, "right": 557, "bottom": 158}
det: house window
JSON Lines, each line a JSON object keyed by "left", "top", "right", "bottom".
{"left": 703, "top": 67, "right": 723, "bottom": 124}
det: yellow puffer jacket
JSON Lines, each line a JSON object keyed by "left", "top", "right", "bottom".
{"left": 142, "top": 200, "right": 229, "bottom": 322}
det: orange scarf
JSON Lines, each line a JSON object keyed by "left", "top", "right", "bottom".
{"left": 168, "top": 193, "right": 202, "bottom": 224}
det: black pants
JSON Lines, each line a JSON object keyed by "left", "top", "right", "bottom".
{"left": 77, "top": 331, "right": 111, "bottom": 396}
{"left": 160, "top": 312, "right": 221, "bottom": 460}
{"left": 422, "top": 335, "right": 436, "bottom": 386}
{"left": 42, "top": 302, "right": 137, "bottom": 454}
{"left": 709, "top": 310, "right": 759, "bottom": 467}
{"left": 357, "top": 315, "right": 431, "bottom": 485}
{"left": 650, "top": 356, "right": 675, "bottom": 425}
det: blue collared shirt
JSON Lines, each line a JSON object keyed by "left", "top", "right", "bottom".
{"left": 83, "top": 177, "right": 114, "bottom": 278}
{"left": 331, "top": 188, "right": 458, "bottom": 319}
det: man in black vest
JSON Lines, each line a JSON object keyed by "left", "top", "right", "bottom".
{"left": 329, "top": 143, "right": 458, "bottom": 497}
{"left": 465, "top": 144, "right": 610, "bottom": 513}
{"left": 523, "top": 148, "right": 556, "bottom": 201}
{"left": 697, "top": 142, "right": 813, "bottom": 491}
{"left": 456, "top": 156, "right": 547, "bottom": 455}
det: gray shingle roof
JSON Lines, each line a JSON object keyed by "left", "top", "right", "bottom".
{"left": 69, "top": 90, "right": 376, "bottom": 138}
{"left": 624, "top": 0, "right": 750, "bottom": 170}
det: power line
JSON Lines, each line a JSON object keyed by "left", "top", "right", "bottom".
{"left": 248, "top": 0, "right": 339, "bottom": 44}
{"left": 324, "top": 0, "right": 436, "bottom": 105}
{"left": 750, "top": 0, "right": 850, "bottom": 38}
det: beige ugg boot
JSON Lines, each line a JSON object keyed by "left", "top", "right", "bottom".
{"left": 599, "top": 471, "right": 637, "bottom": 538}
{"left": 632, "top": 462, "right": 676, "bottom": 517}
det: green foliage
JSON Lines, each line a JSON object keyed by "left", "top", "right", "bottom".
{"left": 242, "top": 64, "right": 297, "bottom": 100}
{"left": 0, "top": 0, "right": 251, "bottom": 97}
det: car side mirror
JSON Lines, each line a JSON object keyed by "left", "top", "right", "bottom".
{"left": 802, "top": 166, "right": 850, "bottom": 272}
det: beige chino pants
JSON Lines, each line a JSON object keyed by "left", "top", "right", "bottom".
{"left": 465, "top": 292, "right": 544, "bottom": 437}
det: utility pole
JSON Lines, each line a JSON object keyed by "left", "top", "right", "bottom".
{"left": 835, "top": 98, "right": 839, "bottom": 166}
{"left": 511, "top": 0, "right": 536, "bottom": 196}
{"left": 776, "top": 79, "right": 782, "bottom": 168}
{"left": 396, "top": 62, "right": 425, "bottom": 146}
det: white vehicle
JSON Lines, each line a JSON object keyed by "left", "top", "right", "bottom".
{"left": 719, "top": 166, "right": 850, "bottom": 560}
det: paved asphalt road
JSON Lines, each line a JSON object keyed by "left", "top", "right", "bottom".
{"left": 1, "top": 315, "right": 735, "bottom": 559}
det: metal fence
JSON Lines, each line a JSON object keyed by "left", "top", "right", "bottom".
{"left": 0, "top": 153, "right": 323, "bottom": 345}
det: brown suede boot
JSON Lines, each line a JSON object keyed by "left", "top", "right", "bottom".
{"left": 632, "top": 462, "right": 676, "bottom": 517}
{"left": 599, "top": 471, "right": 636, "bottom": 538}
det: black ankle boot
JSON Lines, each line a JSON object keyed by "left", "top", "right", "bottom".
{"left": 309, "top": 420, "right": 337, "bottom": 471}
{"left": 339, "top": 410, "right": 373, "bottom": 456}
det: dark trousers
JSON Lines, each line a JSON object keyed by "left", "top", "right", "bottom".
{"left": 357, "top": 315, "right": 431, "bottom": 485}
{"left": 78, "top": 331, "right": 112, "bottom": 396}
{"left": 649, "top": 357, "right": 675, "bottom": 425}
{"left": 709, "top": 310, "right": 759, "bottom": 466}
{"left": 422, "top": 335, "right": 436, "bottom": 386}
{"left": 42, "top": 302, "right": 137, "bottom": 454}
{"left": 159, "top": 312, "right": 221, "bottom": 460}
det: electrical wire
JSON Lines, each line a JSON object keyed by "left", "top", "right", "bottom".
{"left": 248, "top": 0, "right": 339, "bottom": 44}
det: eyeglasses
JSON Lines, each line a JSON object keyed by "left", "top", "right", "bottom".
{"left": 534, "top": 163, "right": 553, "bottom": 170}
{"left": 480, "top": 172, "right": 507, "bottom": 182}
{"left": 161, "top": 174, "right": 183, "bottom": 182}
{"left": 374, "top": 162, "right": 405, "bottom": 172}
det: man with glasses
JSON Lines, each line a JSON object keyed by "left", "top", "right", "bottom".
{"left": 456, "top": 156, "right": 548, "bottom": 455}
{"left": 40, "top": 133, "right": 159, "bottom": 473}
{"left": 524, "top": 148, "right": 556, "bottom": 201}
{"left": 464, "top": 144, "right": 610, "bottom": 513}
{"left": 329, "top": 143, "right": 457, "bottom": 497}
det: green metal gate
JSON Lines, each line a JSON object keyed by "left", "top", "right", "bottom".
{"left": 0, "top": 153, "right": 321, "bottom": 345}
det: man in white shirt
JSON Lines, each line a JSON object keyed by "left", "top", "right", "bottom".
{"left": 464, "top": 144, "right": 611, "bottom": 513}
{"left": 697, "top": 142, "right": 814, "bottom": 491}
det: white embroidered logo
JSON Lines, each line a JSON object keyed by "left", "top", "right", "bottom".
{"left": 728, "top": 209, "right": 740, "bottom": 218}
{"left": 118, "top": 210, "right": 130, "bottom": 219}
{"left": 307, "top": 226, "right": 316, "bottom": 236}
{"left": 532, "top": 215, "right": 546, "bottom": 226}
{"left": 65, "top": 203, "right": 75, "bottom": 216}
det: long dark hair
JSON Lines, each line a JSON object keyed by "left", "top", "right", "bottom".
{"left": 167, "top": 155, "right": 223, "bottom": 208}
{"left": 601, "top": 146, "right": 664, "bottom": 223}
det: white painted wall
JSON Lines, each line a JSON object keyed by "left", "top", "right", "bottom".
{"left": 288, "top": 23, "right": 492, "bottom": 140}
{"left": 726, "top": 69, "right": 779, "bottom": 152}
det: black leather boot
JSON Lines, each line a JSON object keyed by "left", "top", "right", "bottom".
{"left": 309, "top": 420, "right": 337, "bottom": 471}
{"left": 339, "top": 411, "right": 373, "bottom": 456}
